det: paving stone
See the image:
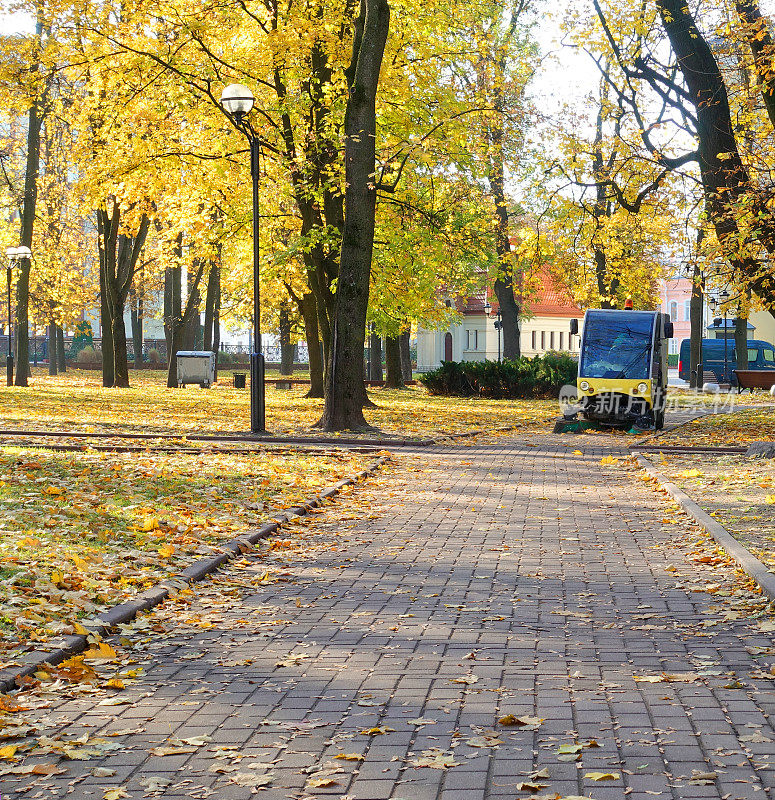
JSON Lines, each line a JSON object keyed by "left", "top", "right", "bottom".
{"left": 4, "top": 433, "right": 775, "bottom": 800}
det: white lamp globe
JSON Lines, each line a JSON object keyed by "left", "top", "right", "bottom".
{"left": 220, "top": 84, "right": 255, "bottom": 115}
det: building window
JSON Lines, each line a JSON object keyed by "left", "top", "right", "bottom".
{"left": 550, "top": 331, "right": 555, "bottom": 350}
{"left": 532, "top": 331, "right": 536, "bottom": 350}
{"left": 540, "top": 331, "right": 545, "bottom": 350}
{"left": 684, "top": 300, "right": 691, "bottom": 321}
{"left": 466, "top": 330, "right": 479, "bottom": 351}
{"left": 559, "top": 332, "right": 564, "bottom": 350}
{"left": 670, "top": 301, "right": 678, "bottom": 321}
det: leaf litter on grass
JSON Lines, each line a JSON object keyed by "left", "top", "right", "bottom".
{"left": 0, "top": 443, "right": 372, "bottom": 656}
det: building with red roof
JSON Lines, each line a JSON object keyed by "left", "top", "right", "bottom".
{"left": 416, "top": 271, "right": 583, "bottom": 371}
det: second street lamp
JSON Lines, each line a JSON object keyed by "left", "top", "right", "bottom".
{"left": 220, "top": 83, "right": 266, "bottom": 434}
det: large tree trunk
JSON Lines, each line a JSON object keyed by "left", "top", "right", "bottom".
{"left": 111, "top": 301, "right": 129, "bottom": 387}
{"left": 14, "top": 18, "right": 44, "bottom": 388}
{"left": 400, "top": 328, "right": 412, "bottom": 380}
{"left": 164, "top": 253, "right": 182, "bottom": 361}
{"left": 657, "top": 0, "right": 775, "bottom": 311}
{"left": 48, "top": 323, "right": 57, "bottom": 375}
{"left": 203, "top": 259, "right": 220, "bottom": 380}
{"left": 321, "top": 0, "right": 390, "bottom": 430}
{"left": 98, "top": 219, "right": 114, "bottom": 388}
{"left": 279, "top": 303, "right": 294, "bottom": 375}
{"left": 689, "top": 262, "right": 704, "bottom": 389}
{"left": 485, "top": 53, "right": 520, "bottom": 358}
{"left": 56, "top": 325, "right": 66, "bottom": 373}
{"left": 203, "top": 260, "right": 218, "bottom": 352}
{"left": 735, "top": 0, "right": 775, "bottom": 129}
{"left": 735, "top": 313, "right": 749, "bottom": 370}
{"left": 99, "top": 205, "right": 149, "bottom": 388}
{"left": 384, "top": 334, "right": 405, "bottom": 388}
{"left": 368, "top": 327, "right": 383, "bottom": 381}
{"left": 299, "top": 292, "right": 324, "bottom": 398}
{"left": 183, "top": 260, "right": 202, "bottom": 350}
{"left": 212, "top": 267, "right": 220, "bottom": 382}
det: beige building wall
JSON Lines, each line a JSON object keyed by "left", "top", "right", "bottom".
{"left": 751, "top": 310, "right": 775, "bottom": 345}
{"left": 520, "top": 316, "right": 580, "bottom": 357}
{"left": 417, "top": 312, "right": 580, "bottom": 371}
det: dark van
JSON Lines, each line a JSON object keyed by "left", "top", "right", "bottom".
{"left": 678, "top": 338, "right": 775, "bottom": 384}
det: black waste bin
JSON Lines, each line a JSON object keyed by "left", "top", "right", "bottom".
{"left": 233, "top": 372, "right": 246, "bottom": 389}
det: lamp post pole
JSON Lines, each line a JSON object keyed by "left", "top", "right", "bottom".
{"left": 220, "top": 83, "right": 265, "bottom": 434}
{"left": 720, "top": 288, "right": 730, "bottom": 388}
{"left": 496, "top": 310, "right": 502, "bottom": 362}
{"left": 250, "top": 135, "right": 265, "bottom": 434}
{"left": 6, "top": 263, "right": 12, "bottom": 387}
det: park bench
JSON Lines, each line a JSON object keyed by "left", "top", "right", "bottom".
{"left": 733, "top": 369, "right": 775, "bottom": 393}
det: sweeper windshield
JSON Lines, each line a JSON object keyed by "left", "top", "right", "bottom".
{"left": 579, "top": 310, "right": 655, "bottom": 380}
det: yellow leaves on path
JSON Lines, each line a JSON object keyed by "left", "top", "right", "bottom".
{"left": 584, "top": 771, "right": 621, "bottom": 781}
{"left": 157, "top": 544, "right": 175, "bottom": 558}
{"left": 359, "top": 726, "right": 395, "bottom": 736}
{"left": 103, "top": 788, "right": 129, "bottom": 800}
{"left": 82, "top": 642, "right": 118, "bottom": 661}
{"left": 410, "top": 749, "right": 460, "bottom": 769}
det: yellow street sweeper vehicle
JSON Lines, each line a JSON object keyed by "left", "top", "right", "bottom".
{"left": 563, "top": 308, "right": 673, "bottom": 430}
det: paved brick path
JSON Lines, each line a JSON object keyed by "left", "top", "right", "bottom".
{"left": 5, "top": 433, "right": 775, "bottom": 800}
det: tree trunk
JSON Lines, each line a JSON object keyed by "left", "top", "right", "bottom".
{"left": 56, "top": 325, "right": 66, "bottom": 372}
{"left": 657, "top": 0, "right": 775, "bottom": 311}
{"left": 299, "top": 292, "right": 324, "bottom": 398}
{"left": 689, "top": 262, "right": 704, "bottom": 388}
{"left": 735, "top": 314, "right": 749, "bottom": 370}
{"left": 98, "top": 220, "right": 114, "bottom": 387}
{"left": 165, "top": 260, "right": 206, "bottom": 388}
{"left": 321, "top": 0, "right": 390, "bottom": 430}
{"left": 368, "top": 327, "right": 383, "bottom": 380}
{"left": 212, "top": 266, "right": 220, "bottom": 382}
{"left": 203, "top": 260, "right": 219, "bottom": 352}
{"left": 279, "top": 304, "right": 294, "bottom": 375}
{"left": 384, "top": 334, "right": 405, "bottom": 388}
{"left": 184, "top": 260, "right": 202, "bottom": 350}
{"left": 111, "top": 302, "right": 129, "bottom": 387}
{"left": 48, "top": 323, "right": 57, "bottom": 375}
{"left": 14, "top": 18, "right": 44, "bottom": 388}
{"left": 100, "top": 205, "right": 150, "bottom": 388}
{"left": 164, "top": 257, "right": 182, "bottom": 360}
{"left": 400, "top": 328, "right": 412, "bottom": 380}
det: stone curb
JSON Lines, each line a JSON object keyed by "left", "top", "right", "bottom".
{"left": 0, "top": 455, "right": 391, "bottom": 693}
{"left": 635, "top": 453, "right": 775, "bottom": 603}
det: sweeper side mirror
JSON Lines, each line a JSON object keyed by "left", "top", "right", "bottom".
{"left": 665, "top": 321, "right": 674, "bottom": 338}
{"left": 569, "top": 319, "right": 578, "bottom": 335}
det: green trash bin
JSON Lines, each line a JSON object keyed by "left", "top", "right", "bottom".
{"left": 233, "top": 372, "right": 246, "bottom": 389}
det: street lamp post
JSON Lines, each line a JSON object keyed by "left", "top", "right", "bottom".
{"left": 484, "top": 301, "right": 503, "bottom": 362}
{"left": 5, "top": 246, "right": 31, "bottom": 387}
{"left": 220, "top": 84, "right": 266, "bottom": 434}
{"left": 720, "top": 288, "right": 730, "bottom": 387}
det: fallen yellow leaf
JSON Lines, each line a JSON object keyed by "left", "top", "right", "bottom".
{"left": 585, "top": 771, "right": 620, "bottom": 781}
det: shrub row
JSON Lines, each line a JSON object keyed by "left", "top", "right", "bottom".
{"left": 419, "top": 353, "right": 578, "bottom": 398}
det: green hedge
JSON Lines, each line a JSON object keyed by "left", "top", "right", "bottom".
{"left": 420, "top": 353, "right": 578, "bottom": 398}
{"left": 667, "top": 354, "right": 678, "bottom": 367}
